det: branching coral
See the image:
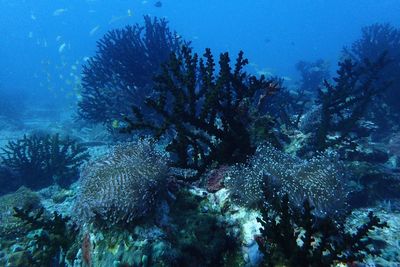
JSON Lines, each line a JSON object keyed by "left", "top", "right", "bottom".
{"left": 13, "top": 206, "right": 78, "bottom": 267}
{"left": 1, "top": 134, "right": 89, "bottom": 189}
{"left": 225, "top": 143, "right": 348, "bottom": 216}
{"left": 74, "top": 138, "right": 169, "bottom": 227}
{"left": 344, "top": 23, "right": 400, "bottom": 127}
{"left": 301, "top": 54, "right": 389, "bottom": 153}
{"left": 295, "top": 59, "right": 330, "bottom": 94}
{"left": 256, "top": 193, "right": 388, "bottom": 266}
{"left": 122, "top": 46, "right": 280, "bottom": 178}
{"left": 78, "top": 16, "right": 187, "bottom": 125}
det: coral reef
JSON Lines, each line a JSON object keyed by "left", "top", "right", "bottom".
{"left": 301, "top": 55, "right": 389, "bottom": 154}
{"left": 74, "top": 138, "right": 169, "bottom": 227}
{"left": 344, "top": 23, "right": 400, "bottom": 130}
{"left": 78, "top": 15, "right": 187, "bottom": 125}
{"left": 0, "top": 187, "right": 41, "bottom": 240}
{"left": 166, "top": 189, "right": 238, "bottom": 266}
{"left": 123, "top": 46, "right": 280, "bottom": 178}
{"left": 225, "top": 143, "right": 348, "bottom": 216}
{"left": 295, "top": 59, "right": 330, "bottom": 94}
{"left": 343, "top": 23, "right": 400, "bottom": 115}
{"left": 12, "top": 206, "right": 78, "bottom": 267}
{"left": 256, "top": 192, "right": 388, "bottom": 266}
{"left": 1, "top": 133, "right": 89, "bottom": 190}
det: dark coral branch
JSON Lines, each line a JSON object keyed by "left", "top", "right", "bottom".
{"left": 123, "top": 47, "right": 279, "bottom": 177}
{"left": 256, "top": 191, "right": 388, "bottom": 266}
{"left": 311, "top": 53, "right": 389, "bottom": 152}
{"left": 1, "top": 134, "right": 89, "bottom": 189}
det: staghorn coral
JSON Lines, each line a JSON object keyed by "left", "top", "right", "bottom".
{"left": 78, "top": 15, "right": 187, "bottom": 125}
{"left": 122, "top": 46, "right": 280, "bottom": 178}
{"left": 74, "top": 138, "right": 169, "bottom": 227}
{"left": 225, "top": 143, "right": 348, "bottom": 216}
{"left": 0, "top": 134, "right": 89, "bottom": 190}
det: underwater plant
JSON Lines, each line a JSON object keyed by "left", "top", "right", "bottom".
{"left": 300, "top": 54, "right": 389, "bottom": 154}
{"left": 13, "top": 206, "right": 78, "bottom": 267}
{"left": 78, "top": 15, "right": 187, "bottom": 125}
{"left": 74, "top": 138, "right": 169, "bottom": 227}
{"left": 256, "top": 192, "right": 388, "bottom": 267}
{"left": 225, "top": 143, "right": 348, "bottom": 217}
{"left": 1, "top": 133, "right": 89, "bottom": 190}
{"left": 122, "top": 46, "right": 280, "bottom": 178}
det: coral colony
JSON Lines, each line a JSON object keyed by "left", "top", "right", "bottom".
{"left": 1, "top": 16, "right": 400, "bottom": 267}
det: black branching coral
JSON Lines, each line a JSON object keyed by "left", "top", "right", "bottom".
{"left": 1, "top": 134, "right": 89, "bottom": 189}
{"left": 256, "top": 193, "right": 388, "bottom": 267}
{"left": 78, "top": 15, "right": 187, "bottom": 124}
{"left": 306, "top": 54, "right": 389, "bottom": 153}
{"left": 13, "top": 206, "right": 78, "bottom": 267}
{"left": 344, "top": 23, "right": 400, "bottom": 125}
{"left": 122, "top": 46, "right": 280, "bottom": 177}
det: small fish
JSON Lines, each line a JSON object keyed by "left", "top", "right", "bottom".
{"left": 89, "top": 25, "right": 100, "bottom": 36}
{"left": 112, "top": 120, "right": 120, "bottom": 128}
{"left": 127, "top": 9, "right": 133, "bottom": 17}
{"left": 28, "top": 31, "right": 34, "bottom": 38}
{"left": 154, "top": 1, "right": 162, "bottom": 7}
{"left": 30, "top": 12, "right": 36, "bottom": 20}
{"left": 264, "top": 38, "right": 271, "bottom": 44}
{"left": 58, "top": 43, "right": 67, "bottom": 53}
{"left": 56, "top": 35, "right": 62, "bottom": 41}
{"left": 53, "top": 8, "right": 68, "bottom": 16}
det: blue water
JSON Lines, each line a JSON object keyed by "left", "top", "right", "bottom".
{"left": 1, "top": 0, "right": 399, "bottom": 107}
